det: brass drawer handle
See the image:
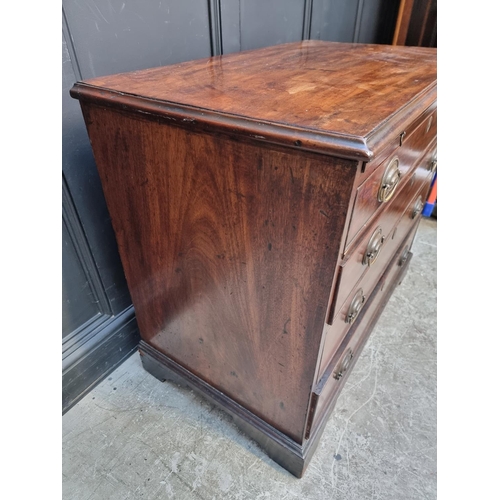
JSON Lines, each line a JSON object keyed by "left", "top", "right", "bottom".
{"left": 345, "top": 288, "right": 365, "bottom": 324}
{"left": 378, "top": 158, "right": 401, "bottom": 203}
{"left": 411, "top": 196, "right": 424, "bottom": 219}
{"left": 362, "top": 227, "right": 385, "bottom": 266}
{"left": 426, "top": 115, "right": 433, "bottom": 133}
{"left": 399, "top": 246, "right": 410, "bottom": 266}
{"left": 333, "top": 348, "right": 354, "bottom": 380}
{"left": 428, "top": 158, "right": 437, "bottom": 175}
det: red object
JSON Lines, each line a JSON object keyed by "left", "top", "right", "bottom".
{"left": 427, "top": 176, "right": 437, "bottom": 204}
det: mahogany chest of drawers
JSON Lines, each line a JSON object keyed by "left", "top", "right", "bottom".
{"left": 71, "top": 41, "right": 437, "bottom": 477}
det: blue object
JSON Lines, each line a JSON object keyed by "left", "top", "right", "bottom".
{"left": 422, "top": 201, "right": 435, "bottom": 217}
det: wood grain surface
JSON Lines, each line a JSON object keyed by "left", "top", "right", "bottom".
{"left": 71, "top": 41, "right": 437, "bottom": 161}
{"left": 80, "top": 104, "right": 357, "bottom": 442}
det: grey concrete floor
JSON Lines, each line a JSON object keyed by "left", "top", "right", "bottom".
{"left": 63, "top": 218, "right": 437, "bottom": 500}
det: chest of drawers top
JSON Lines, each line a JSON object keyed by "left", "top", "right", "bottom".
{"left": 71, "top": 40, "right": 437, "bottom": 162}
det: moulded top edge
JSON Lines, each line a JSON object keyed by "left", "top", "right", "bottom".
{"left": 71, "top": 82, "right": 375, "bottom": 162}
{"left": 71, "top": 40, "right": 436, "bottom": 162}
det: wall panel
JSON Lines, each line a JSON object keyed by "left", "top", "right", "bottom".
{"left": 63, "top": 0, "right": 213, "bottom": 78}
{"left": 221, "top": 0, "right": 305, "bottom": 54}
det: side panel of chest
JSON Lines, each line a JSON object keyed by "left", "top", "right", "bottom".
{"left": 80, "top": 103, "right": 358, "bottom": 443}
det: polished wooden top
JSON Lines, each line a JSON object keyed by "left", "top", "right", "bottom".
{"left": 71, "top": 41, "right": 437, "bottom": 161}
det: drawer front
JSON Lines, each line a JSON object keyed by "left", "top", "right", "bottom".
{"left": 345, "top": 108, "right": 437, "bottom": 251}
{"left": 377, "top": 140, "right": 436, "bottom": 233}
{"left": 308, "top": 223, "right": 420, "bottom": 436}
{"left": 361, "top": 104, "right": 437, "bottom": 180}
{"left": 320, "top": 179, "right": 431, "bottom": 378}
{"left": 329, "top": 143, "right": 436, "bottom": 322}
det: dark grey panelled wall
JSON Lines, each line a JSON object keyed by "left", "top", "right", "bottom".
{"left": 63, "top": 24, "right": 139, "bottom": 413}
{"left": 310, "top": 0, "right": 399, "bottom": 44}
{"left": 220, "top": 0, "right": 305, "bottom": 54}
{"left": 62, "top": 0, "right": 399, "bottom": 413}
{"left": 64, "top": 0, "right": 213, "bottom": 79}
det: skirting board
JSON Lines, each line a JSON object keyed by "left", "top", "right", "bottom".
{"left": 63, "top": 307, "right": 140, "bottom": 414}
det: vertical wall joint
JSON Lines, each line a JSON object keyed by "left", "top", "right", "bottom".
{"left": 208, "top": 0, "right": 223, "bottom": 55}
{"left": 302, "top": 0, "right": 313, "bottom": 40}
